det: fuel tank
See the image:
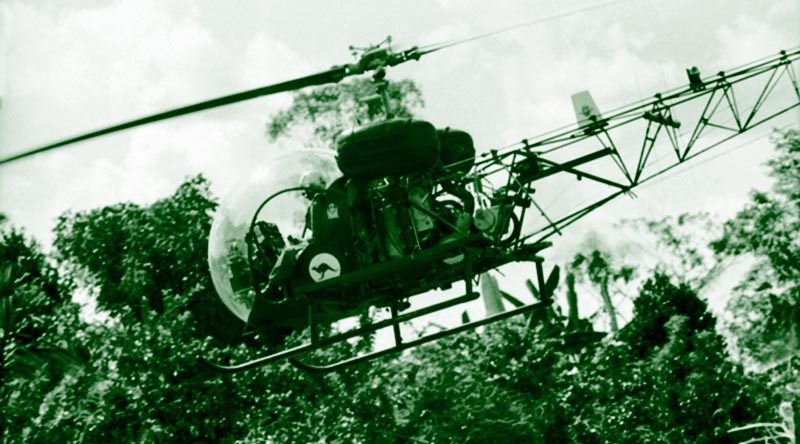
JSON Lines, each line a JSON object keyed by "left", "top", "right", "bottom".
{"left": 336, "top": 119, "right": 440, "bottom": 180}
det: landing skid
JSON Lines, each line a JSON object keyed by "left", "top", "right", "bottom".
{"left": 201, "top": 249, "right": 560, "bottom": 374}
{"left": 289, "top": 301, "right": 547, "bottom": 372}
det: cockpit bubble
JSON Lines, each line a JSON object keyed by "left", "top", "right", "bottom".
{"left": 207, "top": 149, "right": 341, "bottom": 322}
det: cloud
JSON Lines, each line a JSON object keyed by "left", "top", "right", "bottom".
{"left": 0, "top": 0, "right": 308, "bottom": 243}
{"left": 714, "top": 13, "right": 796, "bottom": 69}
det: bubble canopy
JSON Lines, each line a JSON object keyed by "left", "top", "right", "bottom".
{"left": 208, "top": 149, "right": 342, "bottom": 322}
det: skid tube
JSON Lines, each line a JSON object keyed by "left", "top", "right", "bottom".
{"left": 292, "top": 301, "right": 548, "bottom": 373}
{"left": 200, "top": 293, "right": 548, "bottom": 374}
{"left": 200, "top": 291, "right": 478, "bottom": 373}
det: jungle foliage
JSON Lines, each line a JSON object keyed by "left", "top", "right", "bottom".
{"left": 712, "top": 129, "right": 800, "bottom": 369}
{"left": 0, "top": 201, "right": 783, "bottom": 442}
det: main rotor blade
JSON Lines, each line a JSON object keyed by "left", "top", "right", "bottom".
{"left": 0, "top": 66, "right": 349, "bottom": 166}
{"left": 1, "top": 0, "right": 636, "bottom": 167}
{"left": 417, "top": 0, "right": 636, "bottom": 55}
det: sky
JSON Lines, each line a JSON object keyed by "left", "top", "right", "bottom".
{"left": 0, "top": 0, "right": 798, "bottom": 330}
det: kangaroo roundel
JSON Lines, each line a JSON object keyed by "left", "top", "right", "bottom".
{"left": 309, "top": 253, "right": 341, "bottom": 282}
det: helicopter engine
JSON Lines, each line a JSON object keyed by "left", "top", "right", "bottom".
{"left": 289, "top": 119, "right": 479, "bottom": 289}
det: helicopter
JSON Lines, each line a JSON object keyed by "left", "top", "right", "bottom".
{"left": 200, "top": 43, "right": 799, "bottom": 373}
{"left": 1, "top": 5, "right": 798, "bottom": 373}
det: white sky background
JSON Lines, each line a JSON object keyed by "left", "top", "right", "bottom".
{"left": 0, "top": 0, "right": 798, "bottom": 331}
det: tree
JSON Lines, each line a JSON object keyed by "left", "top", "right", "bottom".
{"left": 566, "top": 274, "right": 774, "bottom": 444}
{"left": 707, "top": 129, "right": 800, "bottom": 443}
{"left": 266, "top": 77, "right": 424, "bottom": 149}
{"left": 52, "top": 175, "right": 241, "bottom": 341}
{"left": 621, "top": 212, "right": 724, "bottom": 291}
{"left": 712, "top": 129, "right": 800, "bottom": 367}
{"left": 0, "top": 227, "right": 81, "bottom": 442}
{"left": 570, "top": 248, "right": 636, "bottom": 333}
{"left": 0, "top": 228, "right": 64, "bottom": 347}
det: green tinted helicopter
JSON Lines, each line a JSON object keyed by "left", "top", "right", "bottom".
{"left": 2, "top": 6, "right": 797, "bottom": 373}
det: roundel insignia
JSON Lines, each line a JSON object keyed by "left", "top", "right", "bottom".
{"left": 308, "top": 253, "right": 341, "bottom": 282}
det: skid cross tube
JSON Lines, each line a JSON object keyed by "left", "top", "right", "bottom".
{"left": 291, "top": 301, "right": 548, "bottom": 373}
